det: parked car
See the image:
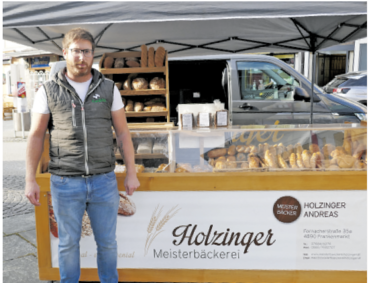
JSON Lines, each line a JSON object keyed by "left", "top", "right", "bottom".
{"left": 323, "top": 71, "right": 367, "bottom": 106}
{"left": 168, "top": 55, "right": 367, "bottom": 125}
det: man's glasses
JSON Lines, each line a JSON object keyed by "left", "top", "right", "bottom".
{"left": 69, "top": 48, "right": 93, "bottom": 57}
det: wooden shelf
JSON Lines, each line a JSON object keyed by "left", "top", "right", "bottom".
{"left": 115, "top": 153, "right": 168, "bottom": 160}
{"left": 125, "top": 111, "right": 168, "bottom": 117}
{"left": 100, "top": 67, "right": 166, "bottom": 75}
{"left": 120, "top": 89, "right": 166, "bottom": 96}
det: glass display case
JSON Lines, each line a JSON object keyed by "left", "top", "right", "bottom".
{"left": 112, "top": 123, "right": 367, "bottom": 174}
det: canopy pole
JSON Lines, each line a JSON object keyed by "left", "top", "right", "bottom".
{"left": 310, "top": 34, "right": 317, "bottom": 124}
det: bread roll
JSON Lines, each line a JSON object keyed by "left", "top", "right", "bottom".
{"left": 216, "top": 156, "right": 226, "bottom": 162}
{"left": 277, "top": 154, "right": 289, "bottom": 169}
{"left": 249, "top": 155, "right": 260, "bottom": 168}
{"left": 295, "top": 143, "right": 303, "bottom": 155}
{"left": 337, "top": 155, "right": 356, "bottom": 168}
{"left": 236, "top": 153, "right": 247, "bottom": 161}
{"left": 227, "top": 156, "right": 236, "bottom": 162}
{"left": 264, "top": 149, "right": 278, "bottom": 168}
{"left": 208, "top": 158, "right": 215, "bottom": 167}
{"left": 143, "top": 106, "right": 152, "bottom": 111}
{"left": 134, "top": 102, "right": 144, "bottom": 112}
{"left": 228, "top": 145, "right": 236, "bottom": 156}
{"left": 141, "top": 45, "right": 148, "bottom": 67}
{"left": 215, "top": 161, "right": 226, "bottom": 170}
{"left": 155, "top": 46, "right": 166, "bottom": 67}
{"left": 302, "top": 150, "right": 312, "bottom": 168}
{"left": 148, "top": 47, "right": 155, "bottom": 67}
{"left": 309, "top": 144, "right": 320, "bottom": 154}
{"left": 236, "top": 145, "right": 245, "bottom": 153}
{"left": 149, "top": 77, "right": 165, "bottom": 89}
{"left": 125, "top": 103, "right": 134, "bottom": 111}
{"left": 177, "top": 163, "right": 192, "bottom": 172}
{"left": 343, "top": 140, "right": 352, "bottom": 155}
{"left": 289, "top": 153, "right": 298, "bottom": 169}
{"left": 114, "top": 58, "right": 124, "bottom": 68}
{"left": 103, "top": 57, "right": 114, "bottom": 68}
{"left": 132, "top": 78, "right": 148, "bottom": 90}
{"left": 157, "top": 163, "right": 170, "bottom": 172}
{"left": 126, "top": 60, "right": 140, "bottom": 68}
{"left": 296, "top": 152, "right": 305, "bottom": 168}
{"left": 330, "top": 146, "right": 346, "bottom": 158}
{"left": 208, "top": 148, "right": 227, "bottom": 158}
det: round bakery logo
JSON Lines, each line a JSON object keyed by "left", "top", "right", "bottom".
{"left": 273, "top": 196, "right": 301, "bottom": 223}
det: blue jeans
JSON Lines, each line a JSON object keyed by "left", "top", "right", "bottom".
{"left": 50, "top": 171, "right": 119, "bottom": 283}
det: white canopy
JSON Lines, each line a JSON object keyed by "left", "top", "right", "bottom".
{"left": 3, "top": 1, "right": 367, "bottom": 59}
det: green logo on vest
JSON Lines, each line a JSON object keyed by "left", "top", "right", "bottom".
{"left": 92, "top": 98, "right": 107, "bottom": 103}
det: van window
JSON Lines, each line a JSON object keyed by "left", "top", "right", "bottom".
{"left": 237, "top": 61, "right": 300, "bottom": 100}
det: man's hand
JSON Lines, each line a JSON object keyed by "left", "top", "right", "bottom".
{"left": 25, "top": 180, "right": 41, "bottom": 206}
{"left": 124, "top": 173, "right": 140, "bottom": 196}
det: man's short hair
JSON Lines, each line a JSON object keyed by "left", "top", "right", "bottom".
{"left": 62, "top": 28, "right": 95, "bottom": 51}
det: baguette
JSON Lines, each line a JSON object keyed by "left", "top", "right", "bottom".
{"left": 141, "top": 45, "right": 148, "bottom": 67}
{"left": 148, "top": 47, "right": 155, "bottom": 67}
{"left": 154, "top": 46, "right": 166, "bottom": 67}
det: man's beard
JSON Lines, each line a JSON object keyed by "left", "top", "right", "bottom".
{"left": 66, "top": 60, "right": 92, "bottom": 77}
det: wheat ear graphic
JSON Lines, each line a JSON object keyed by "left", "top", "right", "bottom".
{"left": 145, "top": 205, "right": 162, "bottom": 251}
{"left": 144, "top": 205, "right": 180, "bottom": 256}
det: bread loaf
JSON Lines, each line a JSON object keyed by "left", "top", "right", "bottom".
{"left": 126, "top": 60, "right": 140, "bottom": 68}
{"left": 137, "top": 139, "right": 153, "bottom": 154}
{"left": 123, "top": 79, "right": 131, "bottom": 90}
{"left": 151, "top": 104, "right": 166, "bottom": 111}
{"left": 148, "top": 47, "right": 155, "bottom": 67}
{"left": 141, "top": 45, "right": 148, "bottom": 67}
{"left": 125, "top": 103, "right": 134, "bottom": 112}
{"left": 208, "top": 148, "right": 227, "bottom": 158}
{"left": 132, "top": 78, "right": 148, "bottom": 90}
{"left": 103, "top": 57, "right": 114, "bottom": 68}
{"left": 227, "top": 145, "right": 236, "bottom": 156}
{"left": 118, "top": 193, "right": 136, "bottom": 216}
{"left": 134, "top": 102, "right": 144, "bottom": 112}
{"left": 114, "top": 58, "right": 124, "bottom": 68}
{"left": 155, "top": 46, "right": 166, "bottom": 67}
{"left": 143, "top": 106, "right": 152, "bottom": 111}
{"left": 149, "top": 77, "right": 165, "bottom": 89}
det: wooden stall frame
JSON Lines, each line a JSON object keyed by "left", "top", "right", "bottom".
{"left": 35, "top": 134, "right": 367, "bottom": 282}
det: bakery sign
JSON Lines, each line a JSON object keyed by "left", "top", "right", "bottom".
{"left": 49, "top": 190, "right": 366, "bottom": 271}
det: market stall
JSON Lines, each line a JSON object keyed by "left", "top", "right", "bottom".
{"left": 35, "top": 122, "right": 367, "bottom": 282}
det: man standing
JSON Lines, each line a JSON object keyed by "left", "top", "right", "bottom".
{"left": 25, "top": 28, "right": 140, "bottom": 283}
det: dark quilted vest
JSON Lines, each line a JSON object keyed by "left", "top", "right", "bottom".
{"left": 44, "top": 68, "right": 116, "bottom": 176}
